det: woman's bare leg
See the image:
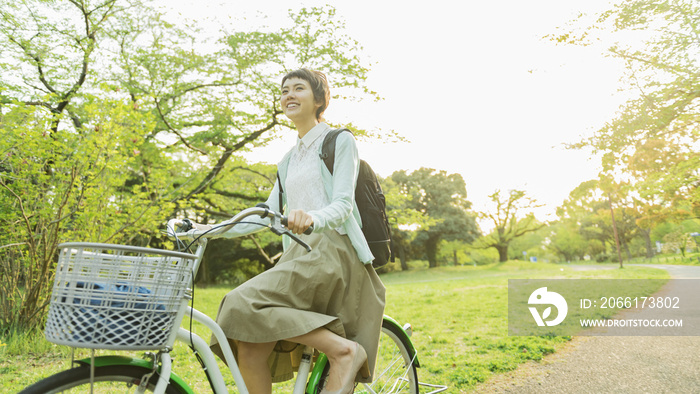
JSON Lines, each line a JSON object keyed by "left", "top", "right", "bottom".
{"left": 237, "top": 341, "right": 276, "bottom": 394}
{"left": 288, "top": 328, "right": 365, "bottom": 391}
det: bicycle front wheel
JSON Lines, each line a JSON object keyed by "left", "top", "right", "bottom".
{"left": 357, "top": 321, "right": 418, "bottom": 394}
{"left": 18, "top": 364, "right": 183, "bottom": 394}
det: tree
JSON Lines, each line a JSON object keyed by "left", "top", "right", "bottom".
{"left": 476, "top": 190, "right": 546, "bottom": 263}
{"left": 508, "top": 225, "right": 549, "bottom": 261}
{"left": 390, "top": 168, "right": 479, "bottom": 268}
{"left": 555, "top": 0, "right": 700, "bottom": 222}
{"left": 0, "top": 0, "right": 380, "bottom": 331}
{"left": 653, "top": 218, "right": 700, "bottom": 256}
{"left": 546, "top": 220, "right": 591, "bottom": 262}
{"left": 380, "top": 175, "right": 436, "bottom": 270}
{"left": 555, "top": 179, "right": 654, "bottom": 263}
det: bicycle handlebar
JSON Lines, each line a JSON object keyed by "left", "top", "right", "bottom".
{"left": 166, "top": 205, "right": 314, "bottom": 252}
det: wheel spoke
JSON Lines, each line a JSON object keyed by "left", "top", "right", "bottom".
{"left": 354, "top": 324, "right": 418, "bottom": 394}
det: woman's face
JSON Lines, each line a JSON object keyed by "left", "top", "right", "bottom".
{"left": 280, "top": 77, "right": 321, "bottom": 123}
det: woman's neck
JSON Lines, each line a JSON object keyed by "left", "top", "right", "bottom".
{"left": 295, "top": 118, "right": 320, "bottom": 139}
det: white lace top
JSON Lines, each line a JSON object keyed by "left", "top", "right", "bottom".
{"left": 285, "top": 123, "right": 346, "bottom": 234}
{"left": 286, "top": 124, "right": 329, "bottom": 211}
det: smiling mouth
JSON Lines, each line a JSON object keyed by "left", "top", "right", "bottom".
{"left": 286, "top": 103, "right": 299, "bottom": 109}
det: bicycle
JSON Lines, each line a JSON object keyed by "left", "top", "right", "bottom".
{"left": 19, "top": 205, "right": 420, "bottom": 394}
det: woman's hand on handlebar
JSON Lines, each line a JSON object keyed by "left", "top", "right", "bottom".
{"left": 285, "top": 209, "right": 314, "bottom": 235}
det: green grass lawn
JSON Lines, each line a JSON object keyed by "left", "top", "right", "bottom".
{"left": 1, "top": 261, "right": 668, "bottom": 393}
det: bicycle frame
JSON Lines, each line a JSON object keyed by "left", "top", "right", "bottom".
{"left": 147, "top": 207, "right": 325, "bottom": 393}
{"left": 70, "top": 302, "right": 322, "bottom": 394}
{"left": 172, "top": 241, "right": 320, "bottom": 394}
{"left": 58, "top": 206, "right": 420, "bottom": 394}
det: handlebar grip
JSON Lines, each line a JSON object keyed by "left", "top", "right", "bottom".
{"left": 180, "top": 218, "right": 194, "bottom": 232}
{"left": 281, "top": 217, "right": 314, "bottom": 235}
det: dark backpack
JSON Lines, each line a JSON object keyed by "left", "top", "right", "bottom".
{"left": 320, "top": 129, "right": 393, "bottom": 268}
{"left": 276, "top": 128, "right": 393, "bottom": 268}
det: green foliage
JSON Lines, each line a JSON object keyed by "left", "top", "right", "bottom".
{"left": 0, "top": 97, "right": 168, "bottom": 331}
{"left": 553, "top": 0, "right": 700, "bottom": 222}
{"left": 549, "top": 177, "right": 679, "bottom": 263}
{"left": 547, "top": 220, "right": 592, "bottom": 262}
{"left": 380, "top": 175, "right": 438, "bottom": 270}
{"left": 0, "top": 0, "right": 382, "bottom": 331}
{"left": 545, "top": 0, "right": 700, "bottom": 265}
{"left": 651, "top": 218, "right": 700, "bottom": 244}
{"left": 388, "top": 168, "right": 479, "bottom": 268}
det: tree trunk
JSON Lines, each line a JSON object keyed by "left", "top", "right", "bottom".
{"left": 426, "top": 236, "right": 439, "bottom": 268}
{"left": 496, "top": 245, "right": 508, "bottom": 263}
{"left": 640, "top": 228, "right": 655, "bottom": 259}
{"left": 398, "top": 245, "right": 409, "bottom": 271}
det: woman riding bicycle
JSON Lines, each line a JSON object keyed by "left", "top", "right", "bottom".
{"left": 189, "top": 68, "right": 385, "bottom": 394}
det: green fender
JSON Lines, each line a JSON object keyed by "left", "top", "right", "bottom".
{"left": 75, "top": 355, "right": 193, "bottom": 394}
{"left": 382, "top": 315, "right": 420, "bottom": 368}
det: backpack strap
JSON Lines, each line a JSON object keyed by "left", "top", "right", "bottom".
{"left": 276, "top": 170, "right": 284, "bottom": 213}
{"left": 320, "top": 128, "right": 352, "bottom": 175}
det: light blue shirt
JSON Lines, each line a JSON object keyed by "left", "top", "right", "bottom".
{"left": 221, "top": 124, "right": 374, "bottom": 265}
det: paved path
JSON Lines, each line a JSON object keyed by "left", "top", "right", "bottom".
{"left": 472, "top": 265, "right": 700, "bottom": 394}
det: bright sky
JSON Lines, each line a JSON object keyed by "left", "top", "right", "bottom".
{"left": 162, "top": 0, "right": 628, "bottom": 226}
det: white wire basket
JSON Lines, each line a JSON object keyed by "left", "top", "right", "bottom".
{"left": 44, "top": 243, "right": 197, "bottom": 350}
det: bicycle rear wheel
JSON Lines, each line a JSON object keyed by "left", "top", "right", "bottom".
{"left": 358, "top": 320, "right": 418, "bottom": 394}
{"left": 316, "top": 320, "right": 419, "bottom": 394}
{"left": 18, "top": 364, "right": 183, "bottom": 394}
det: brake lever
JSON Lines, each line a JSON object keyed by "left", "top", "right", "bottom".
{"left": 274, "top": 227, "right": 312, "bottom": 253}
{"left": 267, "top": 210, "right": 312, "bottom": 252}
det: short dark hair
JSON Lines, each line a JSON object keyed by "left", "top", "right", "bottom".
{"left": 281, "top": 68, "right": 330, "bottom": 121}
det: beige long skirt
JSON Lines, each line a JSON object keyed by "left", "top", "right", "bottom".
{"left": 209, "top": 230, "right": 386, "bottom": 383}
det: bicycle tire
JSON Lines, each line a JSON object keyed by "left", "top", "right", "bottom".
{"left": 18, "top": 364, "right": 184, "bottom": 394}
{"left": 316, "top": 320, "right": 419, "bottom": 394}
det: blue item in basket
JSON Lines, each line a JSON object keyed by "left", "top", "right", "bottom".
{"left": 69, "top": 282, "right": 168, "bottom": 346}
{"left": 73, "top": 282, "right": 166, "bottom": 310}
